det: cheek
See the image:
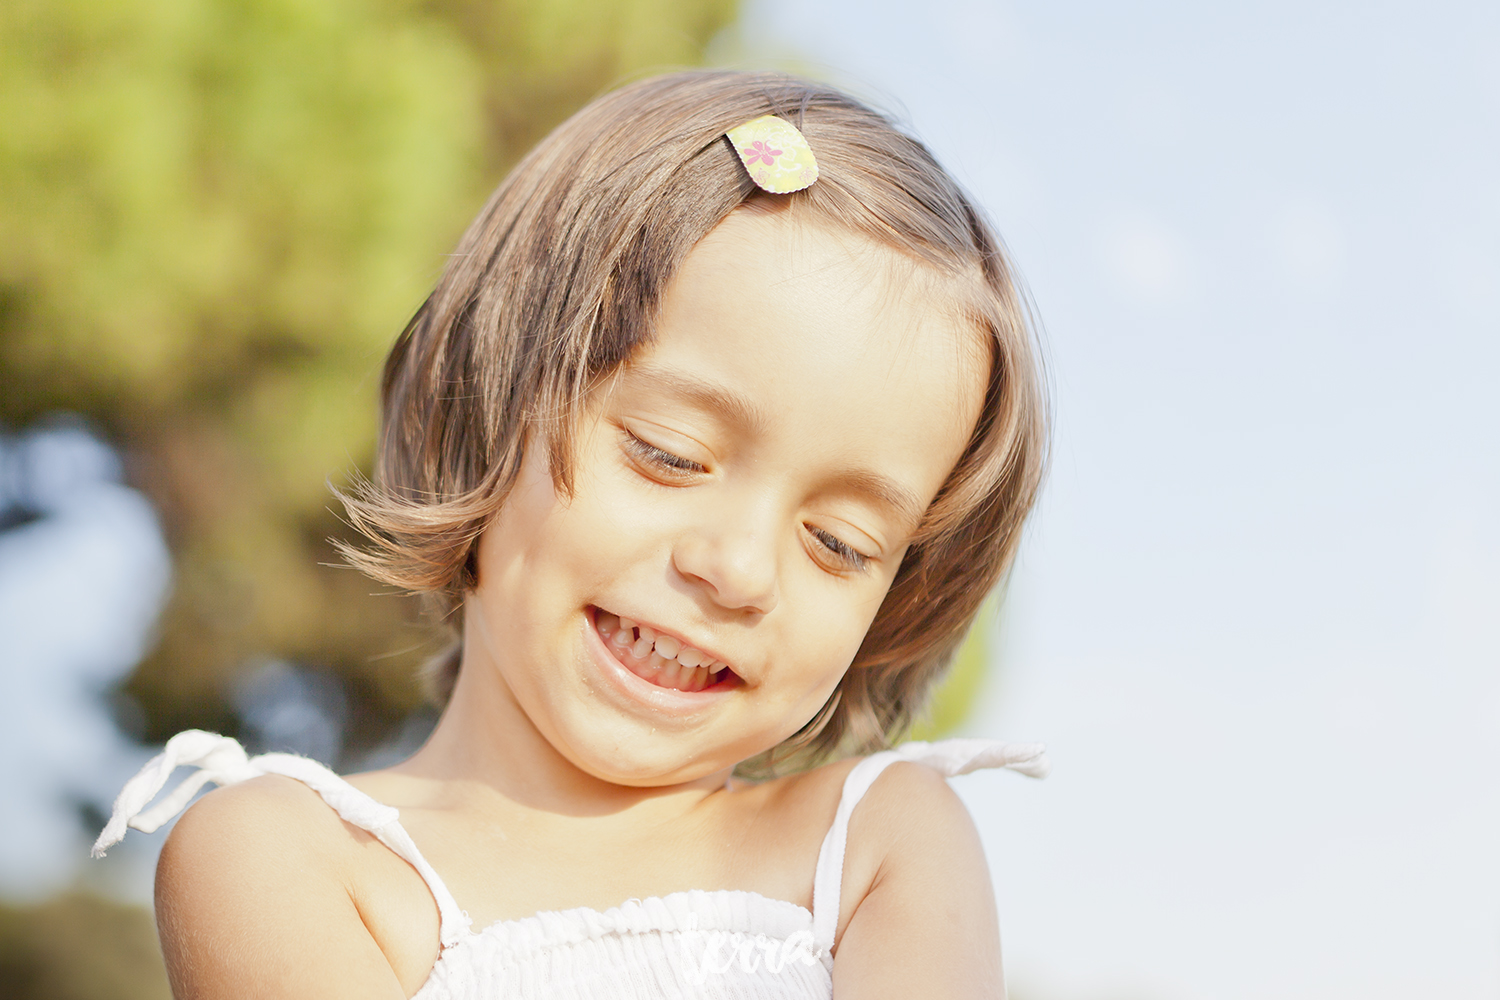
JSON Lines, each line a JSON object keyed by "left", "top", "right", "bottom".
{"left": 811, "top": 564, "right": 906, "bottom": 688}
{"left": 476, "top": 459, "right": 560, "bottom": 595}
{"left": 480, "top": 436, "right": 660, "bottom": 610}
{"left": 778, "top": 581, "right": 889, "bottom": 696}
{"left": 471, "top": 459, "right": 611, "bottom": 660}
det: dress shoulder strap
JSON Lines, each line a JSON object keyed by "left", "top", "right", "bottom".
{"left": 807, "top": 738, "right": 1049, "bottom": 953}
{"left": 93, "top": 730, "right": 473, "bottom": 948}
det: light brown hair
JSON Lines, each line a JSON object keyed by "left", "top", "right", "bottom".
{"left": 338, "top": 70, "right": 1047, "bottom": 773}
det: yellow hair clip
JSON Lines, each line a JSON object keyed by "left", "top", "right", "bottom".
{"left": 726, "top": 114, "right": 819, "bottom": 194}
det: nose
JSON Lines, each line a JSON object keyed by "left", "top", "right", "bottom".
{"left": 671, "top": 516, "right": 779, "bottom": 616}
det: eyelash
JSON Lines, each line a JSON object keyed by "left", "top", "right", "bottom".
{"left": 807, "top": 526, "right": 870, "bottom": 572}
{"left": 622, "top": 430, "right": 872, "bottom": 573}
{"left": 623, "top": 432, "right": 704, "bottom": 475}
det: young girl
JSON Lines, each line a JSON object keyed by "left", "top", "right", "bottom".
{"left": 95, "top": 71, "right": 1050, "bottom": 999}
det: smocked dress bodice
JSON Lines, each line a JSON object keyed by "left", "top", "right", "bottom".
{"left": 94, "top": 731, "right": 1048, "bottom": 998}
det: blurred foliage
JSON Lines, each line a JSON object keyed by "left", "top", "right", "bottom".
{"left": 0, "top": 0, "right": 736, "bottom": 750}
{"left": 0, "top": 894, "right": 170, "bottom": 1000}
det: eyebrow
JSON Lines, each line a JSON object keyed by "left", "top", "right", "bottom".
{"left": 625, "top": 366, "right": 769, "bottom": 437}
{"left": 625, "top": 364, "right": 930, "bottom": 535}
{"left": 826, "top": 469, "right": 929, "bottom": 535}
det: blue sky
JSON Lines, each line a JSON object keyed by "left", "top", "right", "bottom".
{"left": 725, "top": 1, "right": 1500, "bottom": 996}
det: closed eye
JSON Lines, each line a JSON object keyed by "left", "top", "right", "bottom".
{"left": 807, "top": 525, "right": 871, "bottom": 572}
{"left": 623, "top": 431, "right": 704, "bottom": 479}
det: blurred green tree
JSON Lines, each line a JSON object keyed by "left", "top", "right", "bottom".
{"left": 0, "top": 894, "right": 170, "bottom": 1000}
{"left": 0, "top": 0, "right": 735, "bottom": 749}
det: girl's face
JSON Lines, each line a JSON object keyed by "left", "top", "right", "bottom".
{"left": 465, "top": 203, "right": 986, "bottom": 785}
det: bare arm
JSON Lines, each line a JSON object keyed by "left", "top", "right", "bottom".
{"left": 155, "top": 776, "right": 409, "bottom": 1000}
{"left": 830, "top": 763, "right": 1006, "bottom": 999}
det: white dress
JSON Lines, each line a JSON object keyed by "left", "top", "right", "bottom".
{"left": 95, "top": 730, "right": 1048, "bottom": 998}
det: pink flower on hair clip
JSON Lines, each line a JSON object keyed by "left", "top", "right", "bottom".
{"left": 743, "top": 139, "right": 783, "bottom": 166}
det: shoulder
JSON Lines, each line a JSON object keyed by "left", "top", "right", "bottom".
{"left": 156, "top": 776, "right": 409, "bottom": 998}
{"left": 834, "top": 757, "right": 983, "bottom": 915}
{"left": 828, "top": 757, "right": 1004, "bottom": 996}
{"left": 850, "top": 758, "right": 978, "bottom": 851}
{"left": 770, "top": 753, "right": 977, "bottom": 859}
{"left": 751, "top": 752, "right": 976, "bottom": 856}
{"left": 159, "top": 773, "right": 356, "bottom": 881}
{"left": 155, "top": 774, "right": 359, "bottom": 958}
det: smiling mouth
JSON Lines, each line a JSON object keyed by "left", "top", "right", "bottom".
{"left": 591, "top": 608, "right": 740, "bottom": 693}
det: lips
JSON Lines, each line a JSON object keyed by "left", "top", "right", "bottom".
{"left": 591, "top": 608, "right": 739, "bottom": 693}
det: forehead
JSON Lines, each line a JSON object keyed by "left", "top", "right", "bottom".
{"left": 615, "top": 204, "right": 988, "bottom": 521}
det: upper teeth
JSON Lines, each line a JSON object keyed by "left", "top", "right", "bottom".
{"left": 606, "top": 614, "right": 724, "bottom": 673}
